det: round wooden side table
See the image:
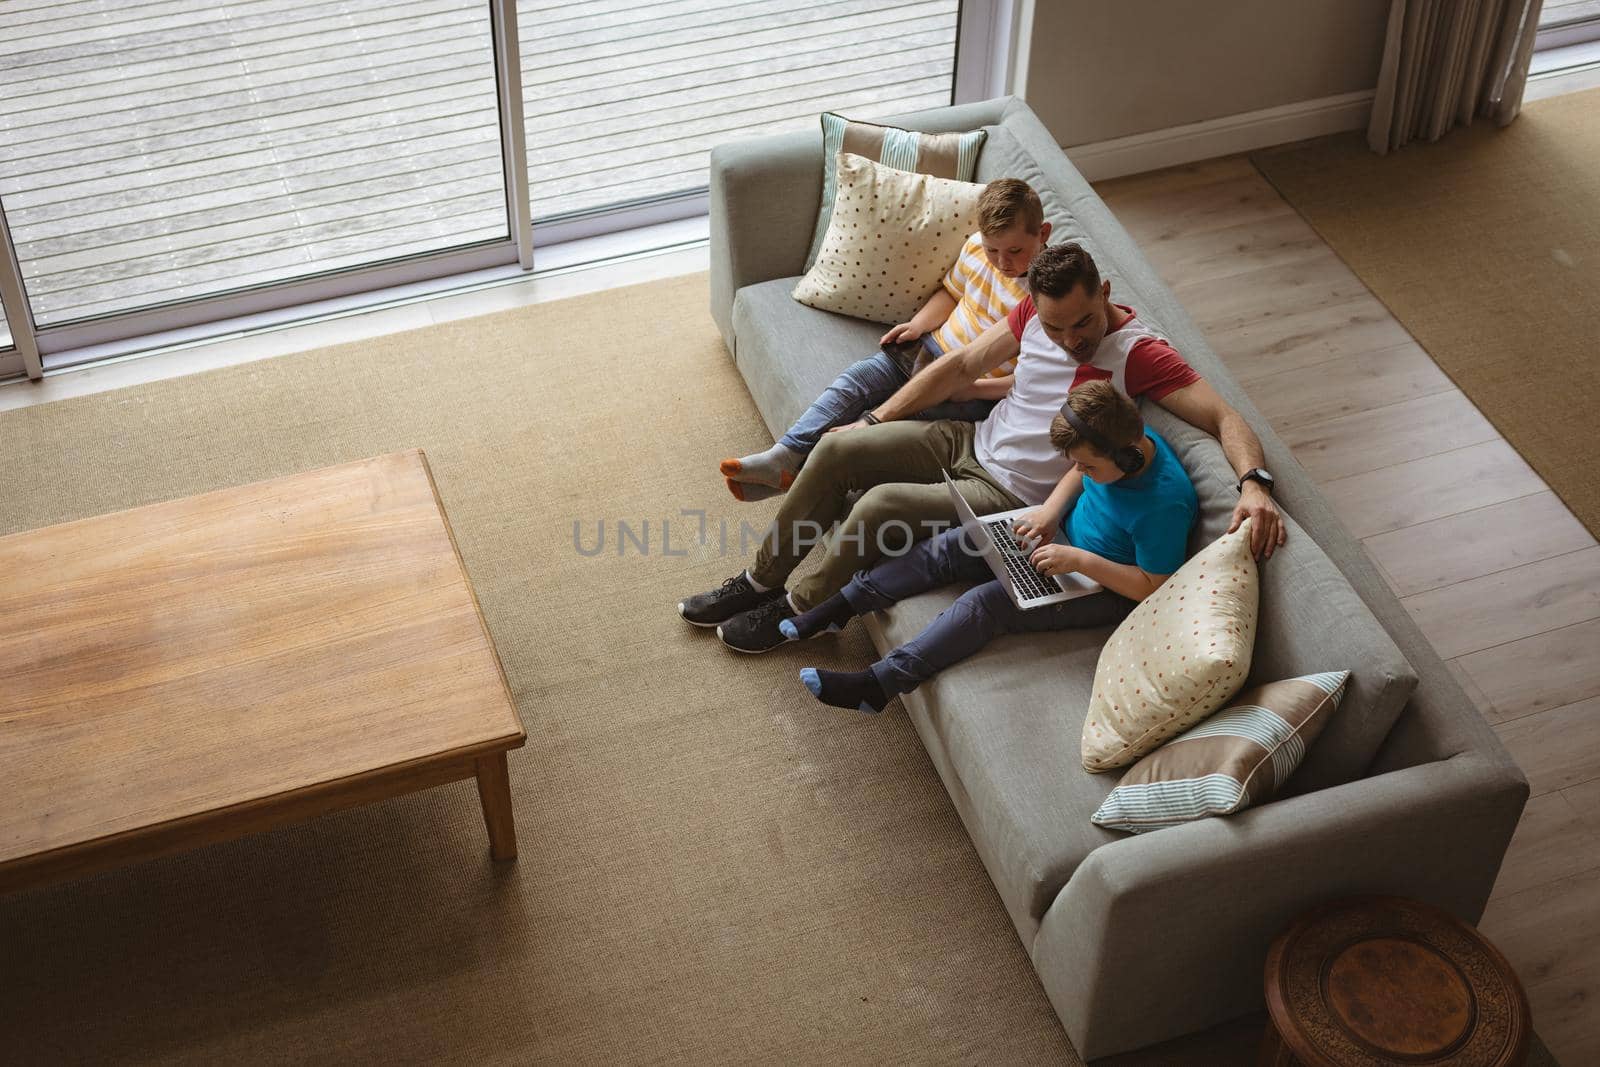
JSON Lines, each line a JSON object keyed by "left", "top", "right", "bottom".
{"left": 1260, "top": 895, "right": 1530, "bottom": 1067}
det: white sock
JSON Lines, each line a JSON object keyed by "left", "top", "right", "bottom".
{"left": 744, "top": 569, "right": 771, "bottom": 593}
{"left": 728, "top": 442, "right": 801, "bottom": 487}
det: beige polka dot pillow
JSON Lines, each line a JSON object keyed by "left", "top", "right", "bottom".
{"left": 791, "top": 152, "right": 983, "bottom": 324}
{"left": 1081, "top": 519, "right": 1259, "bottom": 772}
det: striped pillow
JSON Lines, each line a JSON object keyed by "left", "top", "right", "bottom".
{"left": 805, "top": 112, "right": 987, "bottom": 271}
{"left": 1091, "top": 671, "right": 1351, "bottom": 834}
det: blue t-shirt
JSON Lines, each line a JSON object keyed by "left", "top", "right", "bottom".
{"left": 1064, "top": 428, "right": 1198, "bottom": 575}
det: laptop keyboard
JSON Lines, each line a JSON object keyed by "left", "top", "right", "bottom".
{"left": 984, "top": 520, "right": 1060, "bottom": 601}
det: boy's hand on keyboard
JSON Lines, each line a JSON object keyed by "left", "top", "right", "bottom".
{"left": 1010, "top": 509, "right": 1058, "bottom": 549}
{"left": 1030, "top": 543, "right": 1083, "bottom": 577}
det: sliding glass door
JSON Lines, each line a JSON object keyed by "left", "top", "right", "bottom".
{"left": 0, "top": 0, "right": 509, "bottom": 335}
{"left": 518, "top": 0, "right": 960, "bottom": 230}
{"left": 0, "top": 0, "right": 977, "bottom": 381}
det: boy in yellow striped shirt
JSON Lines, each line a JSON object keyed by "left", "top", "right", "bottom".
{"left": 722, "top": 178, "right": 1051, "bottom": 500}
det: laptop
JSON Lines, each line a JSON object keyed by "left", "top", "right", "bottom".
{"left": 943, "top": 472, "right": 1102, "bottom": 609}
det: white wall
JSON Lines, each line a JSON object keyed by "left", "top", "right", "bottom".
{"left": 1019, "top": 0, "right": 1392, "bottom": 147}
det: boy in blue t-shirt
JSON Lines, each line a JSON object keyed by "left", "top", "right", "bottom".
{"left": 781, "top": 380, "right": 1199, "bottom": 713}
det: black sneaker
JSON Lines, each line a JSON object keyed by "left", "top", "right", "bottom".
{"left": 678, "top": 573, "right": 783, "bottom": 628}
{"left": 717, "top": 595, "right": 797, "bottom": 654}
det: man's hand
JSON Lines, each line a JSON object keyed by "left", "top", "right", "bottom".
{"left": 1011, "top": 508, "right": 1060, "bottom": 550}
{"left": 1229, "top": 483, "right": 1286, "bottom": 559}
{"left": 880, "top": 323, "right": 923, "bottom": 345}
{"left": 1030, "top": 543, "right": 1085, "bottom": 577}
{"left": 825, "top": 419, "right": 871, "bottom": 436}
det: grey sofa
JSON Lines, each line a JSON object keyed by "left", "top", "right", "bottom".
{"left": 708, "top": 96, "right": 1529, "bottom": 1059}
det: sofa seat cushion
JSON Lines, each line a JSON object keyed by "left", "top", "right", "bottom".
{"left": 871, "top": 586, "right": 1127, "bottom": 935}
{"left": 731, "top": 277, "right": 888, "bottom": 442}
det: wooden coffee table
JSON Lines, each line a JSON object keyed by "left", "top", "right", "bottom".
{"left": 0, "top": 450, "right": 526, "bottom": 895}
{"left": 1261, "top": 895, "right": 1530, "bottom": 1066}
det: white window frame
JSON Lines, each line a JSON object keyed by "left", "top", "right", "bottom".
{"left": 0, "top": 196, "right": 42, "bottom": 381}
{"left": 954, "top": 0, "right": 1022, "bottom": 103}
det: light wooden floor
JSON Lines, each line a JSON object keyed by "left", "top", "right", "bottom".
{"left": 1097, "top": 156, "right": 1600, "bottom": 1065}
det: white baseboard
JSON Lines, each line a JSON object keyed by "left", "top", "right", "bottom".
{"left": 1064, "top": 90, "right": 1376, "bottom": 182}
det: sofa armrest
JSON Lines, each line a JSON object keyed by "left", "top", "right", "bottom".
{"left": 708, "top": 132, "right": 823, "bottom": 353}
{"left": 1031, "top": 752, "right": 1528, "bottom": 1059}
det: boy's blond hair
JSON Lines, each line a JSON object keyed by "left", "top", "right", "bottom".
{"left": 1049, "top": 381, "right": 1144, "bottom": 456}
{"left": 977, "top": 178, "right": 1044, "bottom": 236}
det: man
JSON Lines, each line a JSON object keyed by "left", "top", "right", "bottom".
{"left": 681, "top": 242, "right": 1285, "bottom": 653}
{"left": 785, "top": 380, "right": 1198, "bottom": 714}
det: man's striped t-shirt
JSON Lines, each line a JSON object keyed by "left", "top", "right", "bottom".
{"left": 928, "top": 233, "right": 1029, "bottom": 377}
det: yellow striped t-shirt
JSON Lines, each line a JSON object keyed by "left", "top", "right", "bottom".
{"left": 929, "top": 233, "right": 1030, "bottom": 377}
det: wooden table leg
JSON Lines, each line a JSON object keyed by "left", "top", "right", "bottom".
{"left": 474, "top": 752, "right": 518, "bottom": 862}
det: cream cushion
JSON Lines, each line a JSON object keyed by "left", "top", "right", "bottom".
{"left": 1081, "top": 519, "right": 1260, "bottom": 772}
{"left": 791, "top": 152, "right": 984, "bottom": 324}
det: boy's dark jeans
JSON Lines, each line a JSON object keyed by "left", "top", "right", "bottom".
{"left": 839, "top": 527, "right": 1135, "bottom": 695}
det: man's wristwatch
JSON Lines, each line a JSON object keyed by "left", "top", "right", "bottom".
{"left": 1238, "top": 468, "right": 1275, "bottom": 494}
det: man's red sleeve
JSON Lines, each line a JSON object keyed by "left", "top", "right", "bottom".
{"left": 1008, "top": 296, "right": 1036, "bottom": 340}
{"left": 1125, "top": 337, "right": 1202, "bottom": 401}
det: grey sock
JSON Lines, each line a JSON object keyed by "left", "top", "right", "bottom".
{"left": 723, "top": 442, "right": 801, "bottom": 488}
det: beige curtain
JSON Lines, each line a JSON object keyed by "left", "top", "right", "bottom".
{"left": 1368, "top": 0, "right": 1547, "bottom": 154}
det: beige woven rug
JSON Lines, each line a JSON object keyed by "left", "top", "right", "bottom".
{"left": 0, "top": 274, "right": 1563, "bottom": 1065}
{"left": 1252, "top": 87, "right": 1600, "bottom": 539}
{"left": 0, "top": 274, "right": 1078, "bottom": 1064}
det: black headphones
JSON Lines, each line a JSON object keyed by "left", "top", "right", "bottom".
{"left": 1057, "top": 400, "right": 1147, "bottom": 475}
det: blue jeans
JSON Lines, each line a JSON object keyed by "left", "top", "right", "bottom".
{"left": 777, "top": 349, "right": 999, "bottom": 456}
{"left": 839, "top": 527, "right": 1135, "bottom": 696}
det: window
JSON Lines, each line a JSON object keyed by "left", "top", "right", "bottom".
{"left": 1537, "top": 0, "right": 1600, "bottom": 51}
{"left": 519, "top": 0, "right": 960, "bottom": 224}
{"left": 1, "top": 0, "right": 989, "bottom": 382}
{"left": 0, "top": 0, "right": 507, "bottom": 329}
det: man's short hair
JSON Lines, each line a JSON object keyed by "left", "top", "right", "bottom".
{"left": 1049, "top": 380, "right": 1143, "bottom": 456}
{"left": 977, "top": 178, "right": 1044, "bottom": 235}
{"left": 1028, "top": 241, "right": 1101, "bottom": 301}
